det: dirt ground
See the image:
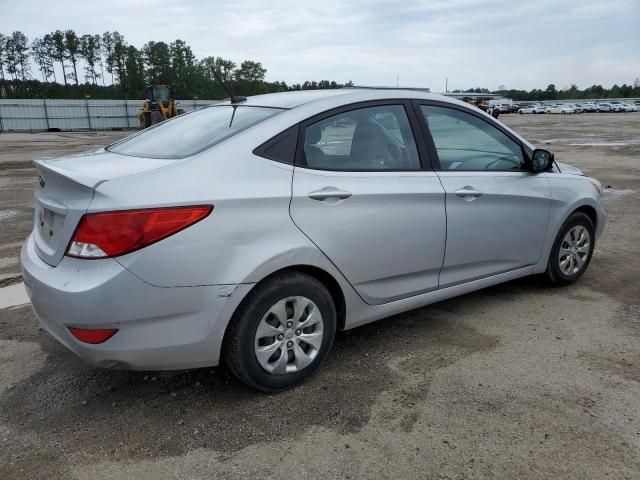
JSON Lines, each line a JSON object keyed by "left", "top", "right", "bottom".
{"left": 0, "top": 114, "right": 639, "bottom": 479}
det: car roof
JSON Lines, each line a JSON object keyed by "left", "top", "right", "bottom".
{"left": 216, "top": 88, "right": 461, "bottom": 110}
{"left": 208, "top": 87, "right": 535, "bottom": 154}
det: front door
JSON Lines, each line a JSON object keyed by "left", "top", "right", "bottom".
{"left": 290, "top": 102, "right": 446, "bottom": 305}
{"left": 418, "top": 103, "right": 552, "bottom": 288}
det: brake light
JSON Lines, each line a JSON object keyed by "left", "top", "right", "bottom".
{"left": 68, "top": 327, "right": 118, "bottom": 344}
{"left": 66, "top": 205, "right": 213, "bottom": 259}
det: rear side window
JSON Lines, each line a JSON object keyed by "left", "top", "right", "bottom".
{"left": 108, "top": 106, "right": 282, "bottom": 159}
{"left": 302, "top": 105, "right": 421, "bottom": 171}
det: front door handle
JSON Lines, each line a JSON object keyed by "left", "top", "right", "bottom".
{"left": 308, "top": 187, "right": 352, "bottom": 201}
{"left": 455, "top": 187, "right": 483, "bottom": 200}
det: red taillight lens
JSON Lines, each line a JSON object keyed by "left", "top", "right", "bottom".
{"left": 68, "top": 327, "right": 118, "bottom": 344}
{"left": 66, "top": 205, "right": 213, "bottom": 259}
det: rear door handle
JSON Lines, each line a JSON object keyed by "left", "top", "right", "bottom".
{"left": 308, "top": 187, "right": 352, "bottom": 201}
{"left": 455, "top": 187, "right": 483, "bottom": 199}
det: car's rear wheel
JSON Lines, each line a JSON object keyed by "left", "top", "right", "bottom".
{"left": 223, "top": 272, "right": 336, "bottom": 392}
{"left": 546, "top": 212, "right": 595, "bottom": 285}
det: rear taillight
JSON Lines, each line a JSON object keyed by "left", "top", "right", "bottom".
{"left": 66, "top": 205, "right": 213, "bottom": 259}
{"left": 68, "top": 327, "right": 118, "bottom": 344}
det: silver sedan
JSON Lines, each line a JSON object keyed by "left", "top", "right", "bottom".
{"left": 21, "top": 88, "right": 605, "bottom": 391}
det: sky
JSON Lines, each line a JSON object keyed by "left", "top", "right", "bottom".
{"left": 2, "top": 0, "right": 639, "bottom": 91}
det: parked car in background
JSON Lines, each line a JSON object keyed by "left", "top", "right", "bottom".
{"left": 518, "top": 104, "right": 546, "bottom": 114}
{"left": 546, "top": 104, "right": 575, "bottom": 114}
{"left": 610, "top": 102, "right": 623, "bottom": 112}
{"left": 566, "top": 103, "right": 583, "bottom": 113}
{"left": 595, "top": 103, "right": 612, "bottom": 112}
{"left": 580, "top": 103, "right": 597, "bottom": 113}
{"left": 492, "top": 104, "right": 512, "bottom": 114}
{"left": 627, "top": 103, "right": 639, "bottom": 112}
{"left": 21, "top": 88, "right": 606, "bottom": 391}
{"left": 612, "top": 102, "right": 636, "bottom": 112}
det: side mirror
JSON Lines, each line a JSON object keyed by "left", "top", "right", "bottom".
{"left": 530, "top": 149, "right": 554, "bottom": 172}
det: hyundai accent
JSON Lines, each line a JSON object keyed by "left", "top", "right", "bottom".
{"left": 21, "top": 88, "right": 605, "bottom": 391}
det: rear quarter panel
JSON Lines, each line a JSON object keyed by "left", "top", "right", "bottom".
{"left": 89, "top": 120, "right": 358, "bottom": 292}
{"left": 91, "top": 145, "right": 294, "bottom": 286}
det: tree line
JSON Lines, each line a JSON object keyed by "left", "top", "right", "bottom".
{"left": 457, "top": 82, "right": 640, "bottom": 101}
{"left": 1, "top": 30, "right": 638, "bottom": 101}
{"left": 454, "top": 81, "right": 640, "bottom": 101}
{"left": 0, "top": 30, "right": 353, "bottom": 99}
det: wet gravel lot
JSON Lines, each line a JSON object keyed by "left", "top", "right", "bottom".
{"left": 1, "top": 114, "right": 639, "bottom": 479}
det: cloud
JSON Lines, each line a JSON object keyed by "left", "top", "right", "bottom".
{"left": 3, "top": 0, "right": 639, "bottom": 90}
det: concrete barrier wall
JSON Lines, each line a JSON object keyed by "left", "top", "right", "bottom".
{"left": 0, "top": 99, "right": 220, "bottom": 132}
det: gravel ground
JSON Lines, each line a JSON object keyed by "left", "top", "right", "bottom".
{"left": 1, "top": 113, "right": 639, "bottom": 479}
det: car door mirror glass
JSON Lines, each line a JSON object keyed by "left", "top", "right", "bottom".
{"left": 531, "top": 149, "right": 554, "bottom": 172}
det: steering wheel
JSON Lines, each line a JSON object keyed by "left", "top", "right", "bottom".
{"left": 484, "top": 156, "right": 520, "bottom": 170}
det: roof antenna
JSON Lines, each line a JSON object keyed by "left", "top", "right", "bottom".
{"left": 212, "top": 68, "right": 246, "bottom": 104}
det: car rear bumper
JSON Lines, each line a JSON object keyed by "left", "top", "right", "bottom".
{"left": 21, "top": 234, "right": 253, "bottom": 370}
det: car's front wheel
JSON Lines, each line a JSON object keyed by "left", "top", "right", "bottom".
{"left": 223, "top": 272, "right": 336, "bottom": 392}
{"left": 546, "top": 212, "right": 595, "bottom": 285}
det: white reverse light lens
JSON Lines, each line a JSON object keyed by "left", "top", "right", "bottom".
{"left": 66, "top": 241, "right": 108, "bottom": 258}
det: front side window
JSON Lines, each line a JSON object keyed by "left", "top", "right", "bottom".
{"left": 421, "top": 106, "right": 525, "bottom": 171}
{"left": 108, "top": 106, "right": 281, "bottom": 159}
{"left": 303, "top": 105, "right": 421, "bottom": 171}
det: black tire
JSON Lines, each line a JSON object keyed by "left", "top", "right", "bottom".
{"left": 546, "top": 212, "right": 595, "bottom": 285}
{"left": 223, "top": 272, "right": 336, "bottom": 392}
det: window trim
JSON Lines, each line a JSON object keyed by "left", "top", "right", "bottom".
{"left": 294, "top": 99, "right": 434, "bottom": 172}
{"left": 252, "top": 125, "right": 299, "bottom": 165}
{"left": 411, "top": 100, "right": 533, "bottom": 173}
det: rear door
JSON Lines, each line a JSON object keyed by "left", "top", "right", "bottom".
{"left": 290, "top": 101, "right": 446, "bottom": 305}
{"left": 416, "top": 102, "right": 551, "bottom": 288}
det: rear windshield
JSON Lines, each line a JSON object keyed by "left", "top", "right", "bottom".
{"left": 108, "top": 105, "right": 282, "bottom": 159}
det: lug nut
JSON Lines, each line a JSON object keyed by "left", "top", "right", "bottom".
{"left": 295, "top": 329, "right": 301, "bottom": 336}
{"left": 286, "top": 321, "right": 293, "bottom": 328}
{"left": 287, "top": 341, "right": 293, "bottom": 348}
{"left": 277, "top": 334, "right": 284, "bottom": 341}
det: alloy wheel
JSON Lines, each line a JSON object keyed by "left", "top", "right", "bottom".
{"left": 558, "top": 225, "right": 591, "bottom": 276}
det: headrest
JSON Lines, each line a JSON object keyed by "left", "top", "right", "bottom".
{"left": 306, "top": 125, "right": 322, "bottom": 144}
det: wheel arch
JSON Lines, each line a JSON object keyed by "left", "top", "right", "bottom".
{"left": 285, "top": 265, "right": 347, "bottom": 331}
{"left": 572, "top": 204, "right": 598, "bottom": 231}
{"left": 533, "top": 194, "right": 602, "bottom": 275}
{"left": 226, "top": 264, "right": 348, "bottom": 342}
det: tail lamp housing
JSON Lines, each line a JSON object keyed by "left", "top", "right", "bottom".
{"left": 66, "top": 205, "right": 213, "bottom": 259}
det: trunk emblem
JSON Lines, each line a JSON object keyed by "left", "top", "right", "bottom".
{"left": 38, "top": 176, "right": 45, "bottom": 188}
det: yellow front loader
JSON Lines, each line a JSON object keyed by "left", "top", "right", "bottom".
{"left": 137, "top": 85, "right": 184, "bottom": 129}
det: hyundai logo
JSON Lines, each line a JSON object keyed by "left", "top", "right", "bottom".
{"left": 38, "top": 176, "right": 45, "bottom": 188}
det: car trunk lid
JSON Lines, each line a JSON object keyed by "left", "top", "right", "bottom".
{"left": 33, "top": 150, "right": 177, "bottom": 266}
